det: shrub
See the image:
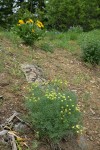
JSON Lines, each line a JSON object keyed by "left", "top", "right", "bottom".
{"left": 12, "top": 19, "right": 44, "bottom": 45}
{"left": 26, "top": 79, "right": 83, "bottom": 144}
{"left": 45, "top": 0, "right": 100, "bottom": 31}
{"left": 79, "top": 30, "right": 100, "bottom": 65}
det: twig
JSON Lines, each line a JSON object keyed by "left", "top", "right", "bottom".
{"left": 15, "top": 116, "right": 35, "bottom": 132}
{"left": 6, "top": 111, "right": 19, "bottom": 123}
{"left": 90, "top": 108, "right": 95, "bottom": 115}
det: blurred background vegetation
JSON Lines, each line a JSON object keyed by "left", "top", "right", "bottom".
{"left": 0, "top": 0, "right": 100, "bottom": 31}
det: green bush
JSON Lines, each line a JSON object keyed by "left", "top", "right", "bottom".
{"left": 26, "top": 79, "right": 83, "bottom": 144}
{"left": 45, "top": 0, "right": 100, "bottom": 31}
{"left": 79, "top": 30, "right": 100, "bottom": 65}
{"left": 12, "top": 9, "right": 45, "bottom": 46}
{"left": 12, "top": 18, "right": 44, "bottom": 45}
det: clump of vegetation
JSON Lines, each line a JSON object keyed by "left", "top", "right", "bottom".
{"left": 67, "top": 26, "right": 83, "bottom": 40}
{"left": 68, "top": 26, "right": 83, "bottom": 33}
{"left": 40, "top": 42, "right": 54, "bottom": 53}
{"left": 13, "top": 18, "right": 44, "bottom": 45}
{"left": 26, "top": 79, "right": 83, "bottom": 145}
{"left": 79, "top": 30, "right": 100, "bottom": 65}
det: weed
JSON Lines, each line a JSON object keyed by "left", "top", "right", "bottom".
{"left": 68, "top": 26, "right": 83, "bottom": 33}
{"left": 26, "top": 79, "right": 83, "bottom": 144}
{"left": 73, "top": 73, "right": 91, "bottom": 85}
{"left": 40, "top": 42, "right": 54, "bottom": 53}
{"left": 82, "top": 92, "right": 90, "bottom": 101}
{"left": 78, "top": 30, "right": 100, "bottom": 65}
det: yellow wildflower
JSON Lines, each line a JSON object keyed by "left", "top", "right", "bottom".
{"left": 76, "top": 131, "right": 79, "bottom": 133}
{"left": 36, "top": 20, "right": 44, "bottom": 28}
{"left": 61, "top": 111, "right": 63, "bottom": 113}
{"left": 76, "top": 125, "right": 80, "bottom": 129}
{"left": 18, "top": 20, "right": 24, "bottom": 24}
{"left": 29, "top": 19, "right": 33, "bottom": 23}
{"left": 36, "top": 23, "right": 41, "bottom": 28}
{"left": 76, "top": 107, "right": 80, "bottom": 112}
{"left": 26, "top": 19, "right": 33, "bottom": 24}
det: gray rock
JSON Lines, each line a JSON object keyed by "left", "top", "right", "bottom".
{"left": 21, "top": 64, "right": 46, "bottom": 83}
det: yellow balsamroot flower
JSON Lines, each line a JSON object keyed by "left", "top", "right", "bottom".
{"left": 36, "top": 23, "right": 42, "bottom": 28}
{"left": 29, "top": 19, "right": 33, "bottom": 23}
{"left": 36, "top": 20, "right": 44, "bottom": 28}
{"left": 18, "top": 20, "right": 24, "bottom": 24}
{"left": 26, "top": 19, "right": 33, "bottom": 24}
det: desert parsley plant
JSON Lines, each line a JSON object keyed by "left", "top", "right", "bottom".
{"left": 13, "top": 19, "right": 44, "bottom": 45}
{"left": 26, "top": 79, "right": 83, "bottom": 144}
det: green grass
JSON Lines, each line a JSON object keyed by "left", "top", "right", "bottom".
{"left": 0, "top": 30, "right": 22, "bottom": 46}
{"left": 37, "top": 30, "right": 81, "bottom": 54}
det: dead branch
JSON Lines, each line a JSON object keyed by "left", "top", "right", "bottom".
{"left": 6, "top": 111, "right": 19, "bottom": 123}
{"left": 0, "top": 130, "right": 8, "bottom": 136}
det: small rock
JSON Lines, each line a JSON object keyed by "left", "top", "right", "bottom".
{"left": 21, "top": 64, "right": 46, "bottom": 83}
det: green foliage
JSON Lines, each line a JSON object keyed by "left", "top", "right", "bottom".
{"left": 68, "top": 26, "right": 83, "bottom": 33}
{"left": 79, "top": 30, "right": 100, "bottom": 65}
{"left": 0, "top": 0, "right": 21, "bottom": 28}
{"left": 26, "top": 79, "right": 83, "bottom": 143}
{"left": 45, "top": 0, "right": 100, "bottom": 31}
{"left": 40, "top": 42, "right": 54, "bottom": 52}
{"left": 12, "top": 18, "right": 44, "bottom": 45}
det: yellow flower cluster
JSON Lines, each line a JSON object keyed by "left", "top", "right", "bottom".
{"left": 72, "top": 124, "right": 83, "bottom": 134}
{"left": 45, "top": 90, "right": 57, "bottom": 100}
{"left": 36, "top": 20, "right": 44, "bottom": 28}
{"left": 76, "top": 106, "right": 80, "bottom": 112}
{"left": 60, "top": 104, "right": 71, "bottom": 121}
{"left": 17, "top": 19, "right": 44, "bottom": 34}
{"left": 18, "top": 19, "right": 25, "bottom": 24}
{"left": 26, "top": 19, "right": 33, "bottom": 24}
{"left": 17, "top": 19, "right": 33, "bottom": 25}
{"left": 52, "top": 79, "right": 67, "bottom": 86}
{"left": 17, "top": 19, "right": 24, "bottom": 26}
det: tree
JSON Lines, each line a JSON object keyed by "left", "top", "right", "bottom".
{"left": 0, "top": 0, "right": 23, "bottom": 28}
{"left": 45, "top": 0, "right": 100, "bottom": 31}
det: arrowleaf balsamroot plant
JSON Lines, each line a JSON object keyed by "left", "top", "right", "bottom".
{"left": 26, "top": 79, "right": 83, "bottom": 144}
{"left": 13, "top": 18, "right": 44, "bottom": 45}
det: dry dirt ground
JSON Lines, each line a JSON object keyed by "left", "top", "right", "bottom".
{"left": 0, "top": 37, "right": 100, "bottom": 150}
